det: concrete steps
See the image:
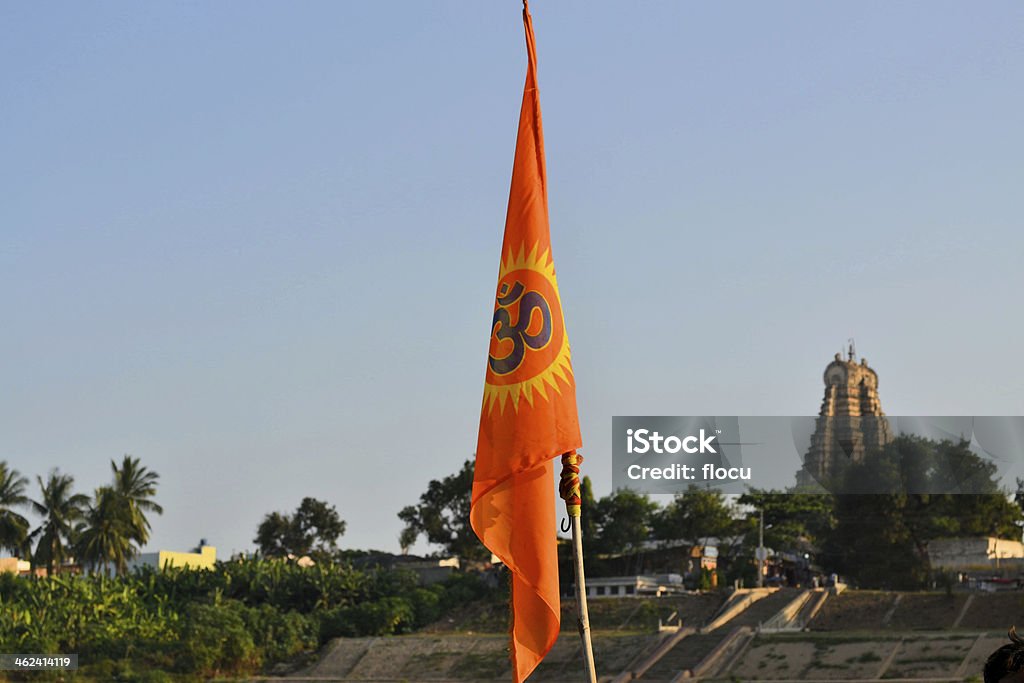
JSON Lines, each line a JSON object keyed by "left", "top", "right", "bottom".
{"left": 760, "top": 588, "right": 831, "bottom": 632}
{"left": 635, "top": 633, "right": 722, "bottom": 680}
{"left": 729, "top": 587, "right": 801, "bottom": 628}
{"left": 632, "top": 589, "right": 802, "bottom": 680}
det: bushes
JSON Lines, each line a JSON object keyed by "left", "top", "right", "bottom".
{"left": 318, "top": 574, "right": 497, "bottom": 640}
{"left": 0, "top": 561, "right": 498, "bottom": 679}
{"left": 408, "top": 586, "right": 443, "bottom": 626}
{"left": 320, "top": 596, "right": 414, "bottom": 639}
{"left": 175, "top": 602, "right": 260, "bottom": 676}
{"left": 241, "top": 603, "right": 318, "bottom": 663}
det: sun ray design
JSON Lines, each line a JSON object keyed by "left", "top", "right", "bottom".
{"left": 483, "top": 242, "right": 575, "bottom": 415}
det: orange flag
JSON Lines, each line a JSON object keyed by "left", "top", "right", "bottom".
{"left": 471, "top": 3, "right": 582, "bottom": 681}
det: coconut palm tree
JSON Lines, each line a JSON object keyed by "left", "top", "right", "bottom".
{"left": 0, "top": 461, "right": 31, "bottom": 557}
{"left": 30, "top": 471, "right": 88, "bottom": 576}
{"left": 74, "top": 486, "right": 134, "bottom": 576}
{"left": 110, "top": 455, "right": 163, "bottom": 546}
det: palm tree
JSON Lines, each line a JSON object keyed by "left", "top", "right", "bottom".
{"left": 110, "top": 455, "right": 163, "bottom": 546}
{"left": 74, "top": 487, "right": 134, "bottom": 576}
{"left": 30, "top": 471, "right": 88, "bottom": 576}
{"left": 0, "top": 461, "right": 31, "bottom": 557}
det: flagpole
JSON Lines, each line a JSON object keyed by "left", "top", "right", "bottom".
{"left": 560, "top": 452, "right": 598, "bottom": 683}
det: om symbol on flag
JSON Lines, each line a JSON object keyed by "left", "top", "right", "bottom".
{"left": 481, "top": 246, "right": 571, "bottom": 413}
{"left": 489, "top": 281, "right": 552, "bottom": 375}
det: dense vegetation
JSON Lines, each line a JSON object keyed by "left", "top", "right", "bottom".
{"left": 0, "top": 455, "right": 505, "bottom": 680}
{"left": 0, "top": 561, "right": 498, "bottom": 681}
{"left": 403, "top": 437, "right": 1024, "bottom": 591}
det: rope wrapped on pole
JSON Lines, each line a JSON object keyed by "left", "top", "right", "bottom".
{"left": 559, "top": 451, "right": 583, "bottom": 517}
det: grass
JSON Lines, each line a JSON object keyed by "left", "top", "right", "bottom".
{"left": 455, "top": 652, "right": 510, "bottom": 679}
{"left": 895, "top": 655, "right": 966, "bottom": 664}
{"left": 847, "top": 651, "right": 883, "bottom": 663}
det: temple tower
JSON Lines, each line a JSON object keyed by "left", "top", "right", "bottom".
{"left": 798, "top": 342, "right": 893, "bottom": 487}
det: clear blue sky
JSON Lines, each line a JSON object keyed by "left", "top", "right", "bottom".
{"left": 2, "top": 2, "right": 1022, "bottom": 557}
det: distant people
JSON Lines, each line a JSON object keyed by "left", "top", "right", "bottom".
{"left": 984, "top": 627, "right": 1024, "bottom": 683}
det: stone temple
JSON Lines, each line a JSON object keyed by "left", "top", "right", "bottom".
{"left": 797, "top": 343, "right": 894, "bottom": 488}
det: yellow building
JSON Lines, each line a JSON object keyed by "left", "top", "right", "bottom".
{"left": 0, "top": 557, "right": 31, "bottom": 575}
{"left": 130, "top": 545, "right": 216, "bottom": 571}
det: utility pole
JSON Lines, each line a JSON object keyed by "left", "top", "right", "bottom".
{"left": 757, "top": 508, "right": 765, "bottom": 588}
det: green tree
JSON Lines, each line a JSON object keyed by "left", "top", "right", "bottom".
{"left": 824, "top": 436, "right": 1023, "bottom": 589}
{"left": 254, "top": 498, "right": 346, "bottom": 559}
{"left": 398, "top": 459, "right": 488, "bottom": 560}
{"left": 291, "top": 498, "right": 346, "bottom": 557}
{"left": 110, "top": 455, "right": 164, "bottom": 546}
{"left": 575, "top": 475, "right": 602, "bottom": 569}
{"left": 591, "top": 489, "right": 659, "bottom": 556}
{"left": 653, "top": 485, "right": 735, "bottom": 544}
{"left": 255, "top": 512, "right": 293, "bottom": 557}
{"left": 0, "top": 461, "right": 31, "bottom": 557}
{"left": 580, "top": 476, "right": 598, "bottom": 542}
{"left": 74, "top": 486, "right": 135, "bottom": 576}
{"left": 737, "top": 489, "right": 835, "bottom": 553}
{"left": 30, "top": 471, "right": 89, "bottom": 575}
{"left": 398, "top": 526, "right": 418, "bottom": 555}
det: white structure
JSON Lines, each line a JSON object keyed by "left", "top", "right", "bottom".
{"left": 395, "top": 556, "right": 460, "bottom": 585}
{"left": 927, "top": 537, "right": 1024, "bottom": 570}
{"left": 582, "top": 574, "right": 685, "bottom": 598}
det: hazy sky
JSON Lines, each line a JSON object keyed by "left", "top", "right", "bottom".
{"left": 3, "top": 2, "right": 1023, "bottom": 557}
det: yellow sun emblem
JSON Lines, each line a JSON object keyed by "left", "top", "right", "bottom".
{"left": 483, "top": 243, "right": 574, "bottom": 414}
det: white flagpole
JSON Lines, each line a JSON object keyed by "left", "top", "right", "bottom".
{"left": 561, "top": 452, "right": 598, "bottom": 683}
